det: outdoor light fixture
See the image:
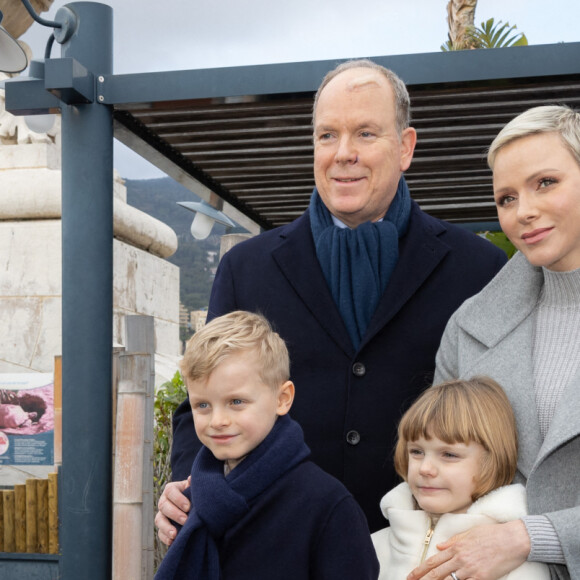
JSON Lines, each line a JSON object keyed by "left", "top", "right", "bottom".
{"left": 24, "top": 112, "right": 55, "bottom": 132}
{"left": 0, "top": 10, "right": 28, "bottom": 73}
{"left": 0, "top": 0, "right": 78, "bottom": 75}
{"left": 177, "top": 201, "right": 236, "bottom": 240}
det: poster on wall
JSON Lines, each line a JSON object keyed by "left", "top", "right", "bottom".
{"left": 0, "top": 373, "right": 54, "bottom": 466}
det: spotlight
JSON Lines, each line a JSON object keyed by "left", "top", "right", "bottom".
{"left": 177, "top": 201, "right": 236, "bottom": 240}
{"left": 0, "top": 10, "right": 28, "bottom": 73}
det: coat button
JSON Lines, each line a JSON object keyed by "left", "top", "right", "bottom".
{"left": 346, "top": 430, "right": 361, "bottom": 445}
{"left": 352, "top": 362, "right": 366, "bottom": 377}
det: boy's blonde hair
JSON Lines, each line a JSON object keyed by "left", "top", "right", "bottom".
{"left": 180, "top": 311, "right": 290, "bottom": 388}
{"left": 394, "top": 377, "right": 518, "bottom": 502}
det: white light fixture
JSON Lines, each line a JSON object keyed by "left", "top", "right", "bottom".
{"left": 0, "top": 10, "right": 28, "bottom": 73}
{"left": 1, "top": 1, "right": 78, "bottom": 76}
{"left": 25, "top": 113, "right": 56, "bottom": 133}
{"left": 177, "top": 201, "right": 236, "bottom": 240}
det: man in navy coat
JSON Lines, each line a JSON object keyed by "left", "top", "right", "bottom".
{"left": 156, "top": 59, "right": 507, "bottom": 539}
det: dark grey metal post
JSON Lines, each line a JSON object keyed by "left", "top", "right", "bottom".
{"left": 58, "top": 3, "right": 114, "bottom": 578}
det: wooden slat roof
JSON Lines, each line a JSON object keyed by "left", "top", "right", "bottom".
{"left": 111, "top": 44, "right": 580, "bottom": 230}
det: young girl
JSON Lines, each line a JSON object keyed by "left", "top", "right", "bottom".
{"left": 372, "top": 377, "right": 550, "bottom": 580}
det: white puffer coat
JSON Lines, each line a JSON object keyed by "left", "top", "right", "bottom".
{"left": 372, "top": 482, "right": 550, "bottom": 580}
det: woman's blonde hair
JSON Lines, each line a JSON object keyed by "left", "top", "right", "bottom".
{"left": 488, "top": 105, "right": 580, "bottom": 170}
{"left": 394, "top": 377, "right": 518, "bottom": 502}
{"left": 180, "top": 311, "right": 289, "bottom": 389}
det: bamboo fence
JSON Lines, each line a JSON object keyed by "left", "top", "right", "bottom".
{"left": 0, "top": 472, "right": 58, "bottom": 554}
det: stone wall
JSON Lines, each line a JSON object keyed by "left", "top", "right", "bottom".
{"left": 0, "top": 140, "right": 182, "bottom": 372}
{"left": 1, "top": 68, "right": 182, "bottom": 367}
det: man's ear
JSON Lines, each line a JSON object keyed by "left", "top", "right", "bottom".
{"left": 276, "top": 381, "right": 295, "bottom": 416}
{"left": 399, "top": 127, "right": 417, "bottom": 172}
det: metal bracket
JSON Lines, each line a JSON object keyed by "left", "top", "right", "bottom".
{"left": 44, "top": 57, "right": 95, "bottom": 104}
{"left": 3, "top": 77, "right": 61, "bottom": 115}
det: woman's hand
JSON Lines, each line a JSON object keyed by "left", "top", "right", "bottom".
{"left": 155, "top": 477, "right": 191, "bottom": 546}
{"left": 407, "top": 520, "right": 530, "bottom": 580}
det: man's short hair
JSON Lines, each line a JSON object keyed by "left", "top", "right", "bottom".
{"left": 488, "top": 105, "right": 580, "bottom": 169}
{"left": 180, "top": 311, "right": 290, "bottom": 389}
{"left": 312, "top": 59, "right": 411, "bottom": 136}
{"left": 393, "top": 376, "right": 518, "bottom": 502}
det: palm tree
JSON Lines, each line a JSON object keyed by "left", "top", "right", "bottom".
{"left": 442, "top": 0, "right": 528, "bottom": 51}
{"left": 444, "top": 0, "right": 479, "bottom": 50}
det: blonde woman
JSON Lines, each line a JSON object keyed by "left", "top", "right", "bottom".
{"left": 411, "top": 105, "right": 580, "bottom": 580}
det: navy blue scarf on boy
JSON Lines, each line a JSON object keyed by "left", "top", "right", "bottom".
{"left": 154, "top": 414, "right": 310, "bottom": 580}
{"left": 309, "top": 176, "right": 411, "bottom": 349}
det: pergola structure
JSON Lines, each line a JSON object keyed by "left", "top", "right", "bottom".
{"left": 111, "top": 42, "right": 580, "bottom": 231}
{"left": 3, "top": 2, "right": 580, "bottom": 578}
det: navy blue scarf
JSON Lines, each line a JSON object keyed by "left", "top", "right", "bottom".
{"left": 309, "top": 176, "right": 411, "bottom": 349}
{"left": 154, "top": 415, "right": 310, "bottom": 580}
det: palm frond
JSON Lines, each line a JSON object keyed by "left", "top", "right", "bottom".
{"left": 468, "top": 18, "right": 528, "bottom": 49}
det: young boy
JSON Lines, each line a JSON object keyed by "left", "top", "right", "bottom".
{"left": 155, "top": 310, "right": 378, "bottom": 580}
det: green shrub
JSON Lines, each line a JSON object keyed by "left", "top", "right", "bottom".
{"left": 481, "top": 231, "right": 517, "bottom": 259}
{"left": 153, "top": 371, "right": 187, "bottom": 569}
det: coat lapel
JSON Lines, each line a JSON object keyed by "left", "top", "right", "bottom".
{"left": 455, "top": 253, "right": 545, "bottom": 477}
{"left": 469, "top": 319, "right": 542, "bottom": 477}
{"left": 271, "top": 211, "right": 354, "bottom": 357}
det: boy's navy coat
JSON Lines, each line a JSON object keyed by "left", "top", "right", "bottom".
{"left": 172, "top": 202, "right": 507, "bottom": 532}
{"left": 217, "top": 460, "right": 379, "bottom": 579}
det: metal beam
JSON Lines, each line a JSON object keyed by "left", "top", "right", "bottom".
{"left": 97, "top": 42, "right": 580, "bottom": 106}
{"left": 3, "top": 77, "right": 61, "bottom": 114}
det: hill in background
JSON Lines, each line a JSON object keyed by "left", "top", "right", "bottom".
{"left": 125, "top": 177, "right": 228, "bottom": 312}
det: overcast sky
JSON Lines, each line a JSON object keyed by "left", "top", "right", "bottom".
{"left": 18, "top": 0, "right": 580, "bottom": 179}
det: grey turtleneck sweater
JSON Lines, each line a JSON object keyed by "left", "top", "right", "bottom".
{"left": 524, "top": 266, "right": 580, "bottom": 564}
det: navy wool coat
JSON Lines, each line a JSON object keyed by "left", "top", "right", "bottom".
{"left": 217, "top": 460, "right": 379, "bottom": 579}
{"left": 172, "top": 202, "right": 507, "bottom": 532}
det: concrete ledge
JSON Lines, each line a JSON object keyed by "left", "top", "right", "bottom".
{"left": 0, "top": 142, "right": 60, "bottom": 169}
{"left": 0, "top": 169, "right": 61, "bottom": 218}
{"left": 113, "top": 197, "right": 177, "bottom": 258}
{"left": 0, "top": 172, "right": 178, "bottom": 258}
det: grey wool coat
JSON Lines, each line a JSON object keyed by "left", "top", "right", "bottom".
{"left": 435, "top": 251, "right": 580, "bottom": 580}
